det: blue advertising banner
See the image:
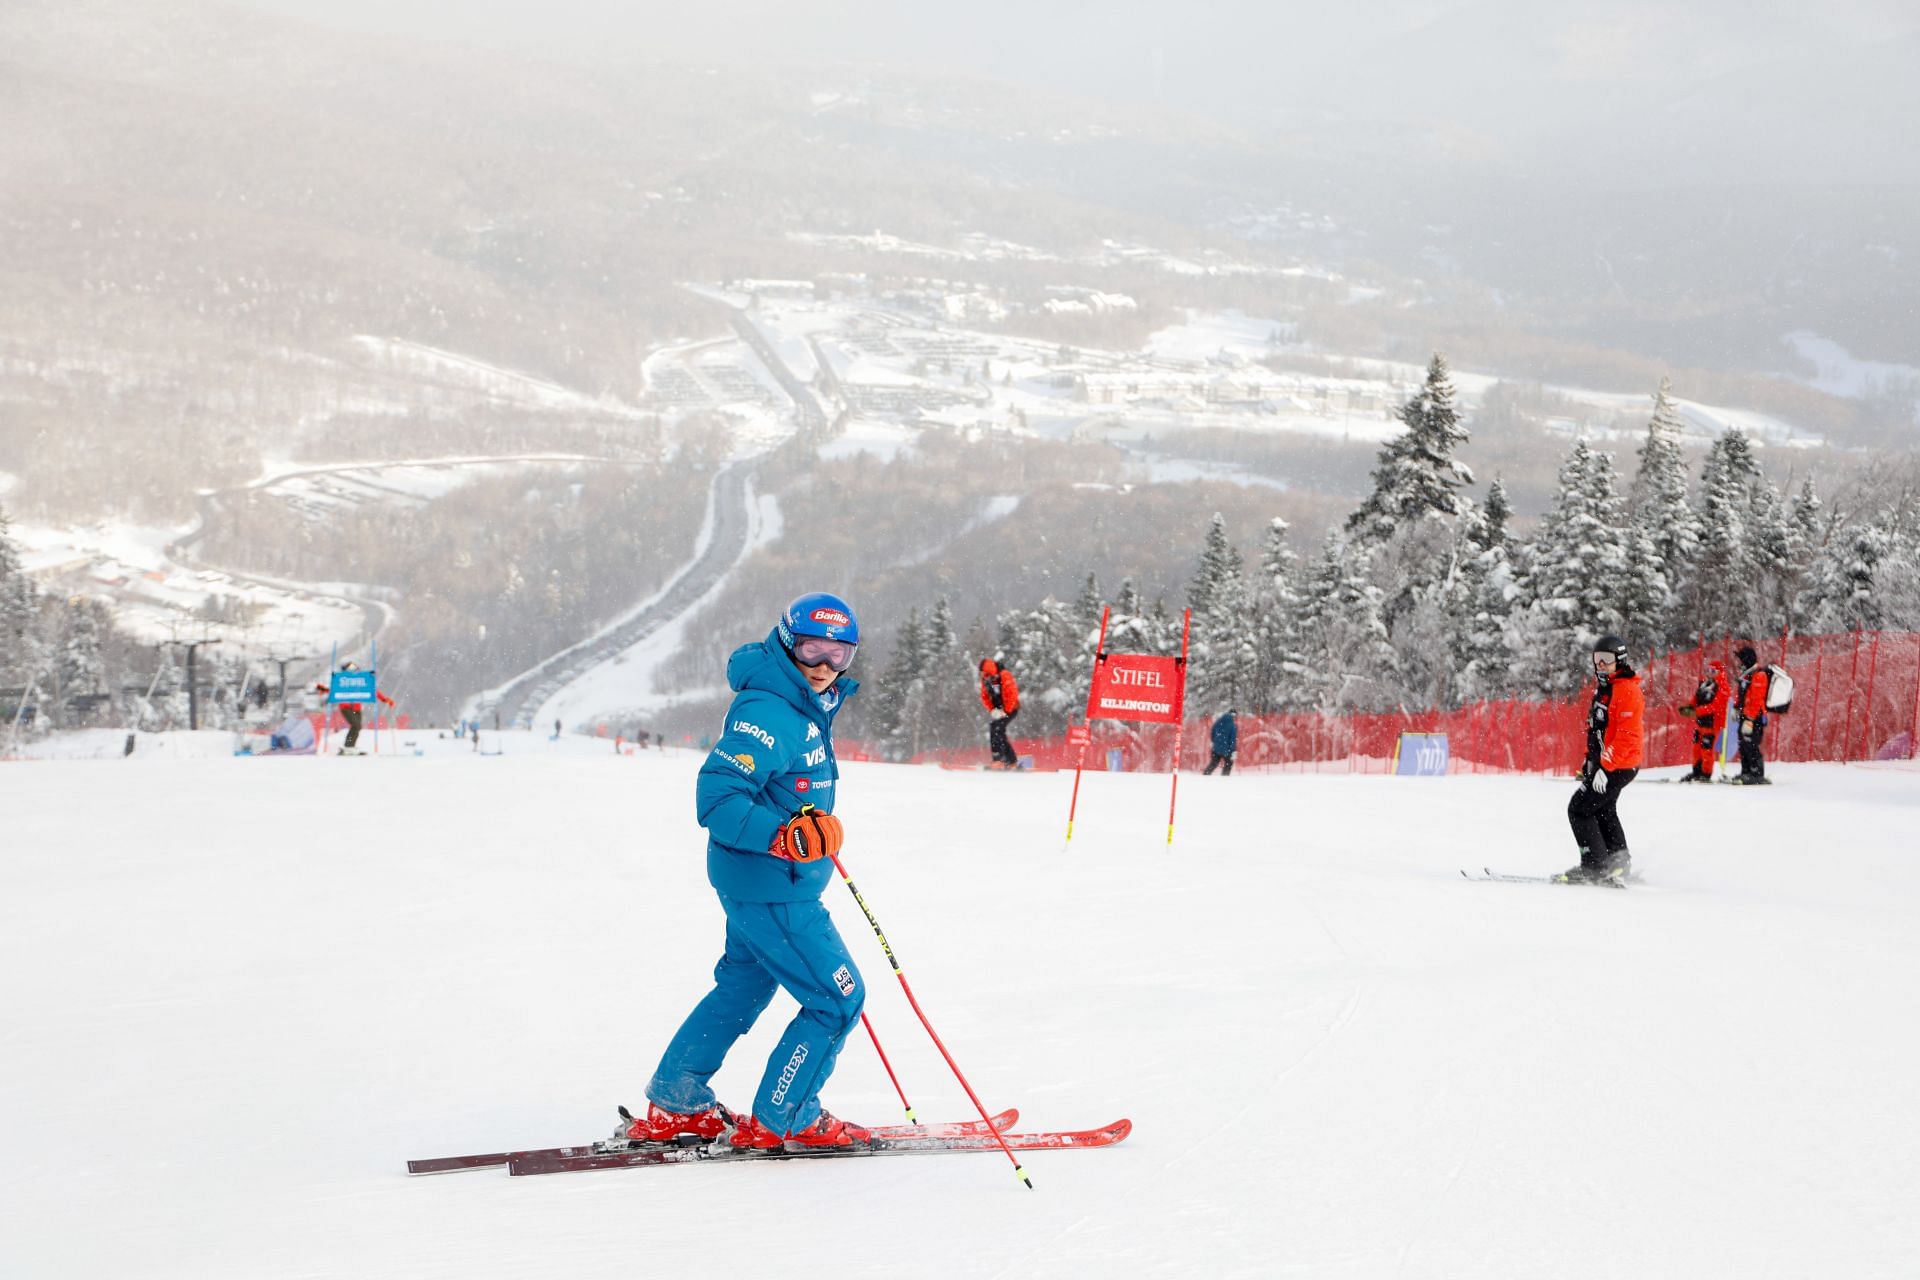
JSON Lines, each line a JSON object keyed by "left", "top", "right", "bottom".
{"left": 329, "top": 670, "right": 377, "bottom": 703}
{"left": 1393, "top": 731, "right": 1449, "bottom": 777}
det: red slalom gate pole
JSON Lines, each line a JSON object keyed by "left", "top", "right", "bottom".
{"left": 858, "top": 1012, "right": 917, "bottom": 1125}
{"left": 1064, "top": 608, "right": 1111, "bottom": 845}
{"left": 1165, "top": 608, "right": 1193, "bottom": 845}
{"left": 828, "top": 852, "right": 1033, "bottom": 1188}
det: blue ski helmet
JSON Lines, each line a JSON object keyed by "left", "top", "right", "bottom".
{"left": 778, "top": 592, "right": 859, "bottom": 649}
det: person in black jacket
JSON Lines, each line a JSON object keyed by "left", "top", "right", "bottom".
{"left": 1203, "top": 708, "right": 1238, "bottom": 775}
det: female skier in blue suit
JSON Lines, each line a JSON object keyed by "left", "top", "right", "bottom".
{"left": 626, "top": 592, "right": 871, "bottom": 1149}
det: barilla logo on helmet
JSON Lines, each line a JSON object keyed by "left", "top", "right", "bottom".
{"left": 780, "top": 591, "right": 859, "bottom": 646}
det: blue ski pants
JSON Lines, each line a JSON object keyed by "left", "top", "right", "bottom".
{"left": 647, "top": 895, "right": 865, "bottom": 1135}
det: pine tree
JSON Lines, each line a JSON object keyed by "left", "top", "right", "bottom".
{"left": 1514, "top": 439, "right": 1630, "bottom": 696}
{"left": 1347, "top": 353, "right": 1475, "bottom": 542}
{"left": 1626, "top": 378, "right": 1700, "bottom": 640}
{"left": 1797, "top": 520, "right": 1890, "bottom": 632}
{"left": 1101, "top": 579, "right": 1174, "bottom": 660}
{"left": 1341, "top": 355, "right": 1480, "bottom": 705}
{"left": 874, "top": 608, "right": 928, "bottom": 756}
{"left": 1251, "top": 518, "right": 1308, "bottom": 711}
{"left": 1073, "top": 573, "right": 1104, "bottom": 640}
{"left": 60, "top": 600, "right": 108, "bottom": 699}
{"left": 913, "top": 596, "right": 978, "bottom": 750}
{"left": 0, "top": 506, "right": 44, "bottom": 690}
{"left": 1618, "top": 523, "right": 1671, "bottom": 657}
{"left": 1783, "top": 477, "right": 1826, "bottom": 632}
{"left": 1741, "top": 474, "right": 1797, "bottom": 637}
{"left": 1293, "top": 531, "right": 1395, "bottom": 711}
{"left": 1186, "top": 514, "right": 1256, "bottom": 712}
{"left": 994, "top": 595, "right": 1082, "bottom": 734}
{"left": 1478, "top": 476, "right": 1513, "bottom": 554}
{"left": 1454, "top": 505, "right": 1520, "bottom": 703}
{"left": 1684, "top": 429, "right": 1764, "bottom": 641}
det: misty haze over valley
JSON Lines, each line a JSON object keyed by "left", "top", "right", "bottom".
{"left": 5, "top": 0, "right": 1919, "bottom": 739}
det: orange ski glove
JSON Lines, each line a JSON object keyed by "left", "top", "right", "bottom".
{"left": 770, "top": 805, "right": 843, "bottom": 863}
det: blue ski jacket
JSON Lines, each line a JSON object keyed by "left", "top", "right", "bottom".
{"left": 695, "top": 630, "right": 856, "bottom": 903}
{"left": 1210, "top": 712, "right": 1238, "bottom": 754}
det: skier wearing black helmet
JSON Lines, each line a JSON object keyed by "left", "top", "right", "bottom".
{"left": 1557, "top": 634, "right": 1644, "bottom": 885}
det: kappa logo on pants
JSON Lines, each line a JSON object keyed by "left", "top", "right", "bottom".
{"left": 769, "top": 1043, "right": 809, "bottom": 1106}
{"left": 832, "top": 964, "right": 856, "bottom": 996}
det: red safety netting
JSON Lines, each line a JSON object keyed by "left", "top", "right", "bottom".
{"left": 872, "top": 630, "right": 1920, "bottom": 775}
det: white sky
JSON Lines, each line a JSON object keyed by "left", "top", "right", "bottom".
{"left": 225, "top": 0, "right": 1920, "bottom": 149}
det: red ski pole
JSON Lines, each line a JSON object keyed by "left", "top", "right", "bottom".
{"left": 859, "top": 1012, "right": 917, "bottom": 1125}
{"left": 829, "top": 852, "right": 1032, "bottom": 1188}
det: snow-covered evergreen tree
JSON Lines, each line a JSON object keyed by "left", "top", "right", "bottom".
{"left": 1186, "top": 514, "right": 1257, "bottom": 712}
{"left": 871, "top": 599, "right": 977, "bottom": 757}
{"left": 1100, "top": 579, "right": 1176, "bottom": 661}
{"left": 1251, "top": 518, "right": 1309, "bottom": 711}
{"left": 994, "top": 595, "right": 1084, "bottom": 734}
{"left": 1684, "top": 429, "right": 1764, "bottom": 640}
{"left": 59, "top": 600, "right": 109, "bottom": 705}
{"left": 1741, "top": 473, "right": 1797, "bottom": 638}
{"left": 1341, "top": 355, "right": 1480, "bottom": 706}
{"left": 1477, "top": 476, "right": 1513, "bottom": 555}
{"left": 872, "top": 608, "right": 927, "bottom": 755}
{"left": 916, "top": 596, "right": 980, "bottom": 748}
{"left": 1513, "top": 439, "right": 1630, "bottom": 696}
{"left": 1451, "top": 502, "right": 1518, "bottom": 703}
{"left": 1073, "top": 573, "right": 1104, "bottom": 641}
{"left": 1618, "top": 524, "right": 1671, "bottom": 658}
{"left": 1625, "top": 378, "right": 1699, "bottom": 640}
{"left": 1797, "top": 521, "right": 1891, "bottom": 632}
{"left": 1346, "top": 353, "right": 1475, "bottom": 541}
{"left": 1293, "top": 531, "right": 1396, "bottom": 711}
{"left": 0, "top": 506, "right": 46, "bottom": 696}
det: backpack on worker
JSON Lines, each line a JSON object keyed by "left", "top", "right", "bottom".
{"left": 1764, "top": 664, "right": 1794, "bottom": 713}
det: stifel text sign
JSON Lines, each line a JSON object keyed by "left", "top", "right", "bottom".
{"left": 1086, "top": 654, "right": 1184, "bottom": 724}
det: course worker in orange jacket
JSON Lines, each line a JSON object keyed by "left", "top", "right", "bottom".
{"left": 1732, "top": 644, "right": 1772, "bottom": 785}
{"left": 1558, "top": 634, "right": 1643, "bottom": 885}
{"left": 978, "top": 658, "right": 1021, "bottom": 769}
{"left": 1678, "top": 658, "right": 1732, "bottom": 782}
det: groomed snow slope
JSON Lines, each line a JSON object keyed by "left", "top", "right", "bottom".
{"left": 5, "top": 743, "right": 1917, "bottom": 1278}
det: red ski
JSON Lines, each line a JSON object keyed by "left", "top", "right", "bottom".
{"left": 407, "top": 1107, "right": 1020, "bottom": 1175}
{"left": 506, "top": 1118, "right": 1131, "bottom": 1176}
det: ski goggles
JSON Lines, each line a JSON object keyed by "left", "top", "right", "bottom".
{"left": 792, "top": 636, "right": 858, "bottom": 672}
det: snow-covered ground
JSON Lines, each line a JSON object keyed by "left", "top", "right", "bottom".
{"left": 350, "top": 337, "right": 649, "bottom": 419}
{"left": 9, "top": 518, "right": 367, "bottom": 662}
{"left": 6, "top": 744, "right": 1917, "bottom": 1278}
{"left": 1784, "top": 330, "right": 1920, "bottom": 421}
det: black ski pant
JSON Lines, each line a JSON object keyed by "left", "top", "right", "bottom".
{"left": 988, "top": 709, "right": 1019, "bottom": 767}
{"left": 341, "top": 704, "right": 364, "bottom": 750}
{"left": 1567, "top": 767, "right": 1636, "bottom": 864}
{"left": 1738, "top": 721, "right": 1766, "bottom": 779}
{"left": 1203, "top": 751, "right": 1234, "bottom": 776}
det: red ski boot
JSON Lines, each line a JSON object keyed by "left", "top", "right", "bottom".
{"left": 729, "top": 1110, "right": 872, "bottom": 1149}
{"left": 618, "top": 1101, "right": 738, "bottom": 1143}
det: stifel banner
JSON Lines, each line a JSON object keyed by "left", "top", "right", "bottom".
{"left": 1087, "top": 653, "right": 1184, "bottom": 724}
{"left": 1065, "top": 607, "right": 1193, "bottom": 847}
